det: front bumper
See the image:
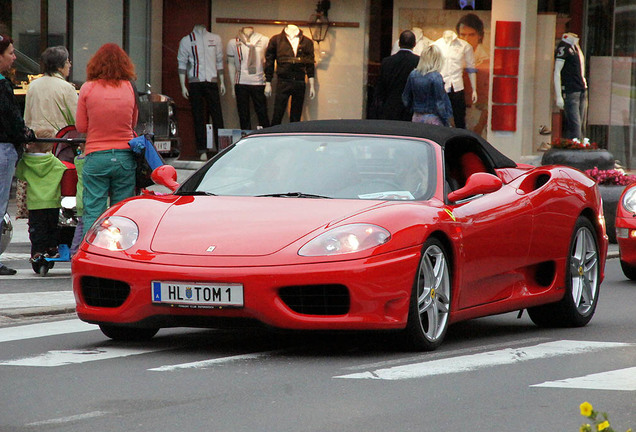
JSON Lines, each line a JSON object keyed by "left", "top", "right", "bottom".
{"left": 72, "top": 247, "right": 420, "bottom": 331}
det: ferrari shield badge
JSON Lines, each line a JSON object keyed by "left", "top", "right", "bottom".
{"left": 444, "top": 208, "right": 456, "bottom": 221}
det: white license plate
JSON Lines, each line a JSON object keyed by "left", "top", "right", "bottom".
{"left": 155, "top": 141, "right": 171, "bottom": 152}
{"left": 152, "top": 281, "right": 243, "bottom": 308}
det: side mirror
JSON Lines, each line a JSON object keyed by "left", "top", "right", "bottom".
{"left": 448, "top": 172, "right": 502, "bottom": 203}
{"left": 151, "top": 165, "right": 180, "bottom": 192}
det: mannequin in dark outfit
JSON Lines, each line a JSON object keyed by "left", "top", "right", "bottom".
{"left": 264, "top": 25, "right": 316, "bottom": 125}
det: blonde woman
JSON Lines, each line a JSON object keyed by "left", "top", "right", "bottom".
{"left": 402, "top": 45, "right": 453, "bottom": 126}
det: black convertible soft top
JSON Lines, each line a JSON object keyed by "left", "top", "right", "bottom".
{"left": 249, "top": 119, "right": 517, "bottom": 169}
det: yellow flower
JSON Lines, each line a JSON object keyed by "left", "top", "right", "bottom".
{"left": 581, "top": 402, "right": 594, "bottom": 417}
{"left": 597, "top": 420, "right": 610, "bottom": 431}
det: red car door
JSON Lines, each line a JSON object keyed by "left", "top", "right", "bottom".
{"left": 448, "top": 184, "right": 533, "bottom": 310}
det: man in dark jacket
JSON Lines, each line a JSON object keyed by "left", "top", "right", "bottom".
{"left": 375, "top": 30, "right": 420, "bottom": 121}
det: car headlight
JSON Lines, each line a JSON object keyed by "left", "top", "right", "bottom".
{"left": 85, "top": 216, "right": 139, "bottom": 251}
{"left": 622, "top": 187, "right": 636, "bottom": 213}
{"left": 298, "top": 224, "right": 391, "bottom": 256}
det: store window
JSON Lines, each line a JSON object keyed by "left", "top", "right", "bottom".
{"left": 587, "top": 0, "right": 636, "bottom": 168}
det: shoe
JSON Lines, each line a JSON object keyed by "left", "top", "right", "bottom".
{"left": 0, "top": 265, "right": 17, "bottom": 275}
{"left": 45, "top": 248, "right": 60, "bottom": 259}
{"left": 29, "top": 252, "right": 44, "bottom": 263}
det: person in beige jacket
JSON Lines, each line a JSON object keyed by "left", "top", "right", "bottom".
{"left": 24, "top": 46, "right": 78, "bottom": 137}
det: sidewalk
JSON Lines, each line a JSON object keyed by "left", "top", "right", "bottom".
{"left": 0, "top": 159, "right": 621, "bottom": 319}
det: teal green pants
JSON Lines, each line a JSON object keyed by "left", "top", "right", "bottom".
{"left": 82, "top": 149, "right": 136, "bottom": 233}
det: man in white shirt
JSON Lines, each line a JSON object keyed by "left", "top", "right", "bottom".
{"left": 433, "top": 30, "right": 477, "bottom": 129}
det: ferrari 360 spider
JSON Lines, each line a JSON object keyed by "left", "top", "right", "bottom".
{"left": 72, "top": 120, "right": 607, "bottom": 350}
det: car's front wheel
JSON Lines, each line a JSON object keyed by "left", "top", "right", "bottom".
{"left": 404, "top": 238, "right": 451, "bottom": 351}
{"left": 620, "top": 259, "right": 636, "bottom": 280}
{"left": 528, "top": 217, "right": 600, "bottom": 327}
{"left": 99, "top": 324, "right": 159, "bottom": 341}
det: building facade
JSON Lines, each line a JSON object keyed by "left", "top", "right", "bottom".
{"left": 0, "top": 0, "right": 634, "bottom": 163}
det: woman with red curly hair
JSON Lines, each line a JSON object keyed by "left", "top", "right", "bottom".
{"left": 76, "top": 43, "right": 138, "bottom": 232}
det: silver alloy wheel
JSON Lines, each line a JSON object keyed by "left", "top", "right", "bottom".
{"left": 417, "top": 244, "right": 451, "bottom": 342}
{"left": 569, "top": 226, "right": 599, "bottom": 315}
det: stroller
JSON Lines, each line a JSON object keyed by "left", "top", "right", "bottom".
{"left": 30, "top": 125, "right": 84, "bottom": 276}
{"left": 29, "top": 126, "right": 176, "bottom": 276}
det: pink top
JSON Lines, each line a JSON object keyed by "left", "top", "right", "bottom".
{"left": 76, "top": 80, "right": 138, "bottom": 155}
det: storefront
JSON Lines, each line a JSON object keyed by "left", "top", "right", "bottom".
{"left": 1, "top": 0, "right": 634, "bottom": 164}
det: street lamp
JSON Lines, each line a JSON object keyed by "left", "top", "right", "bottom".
{"left": 308, "top": 0, "right": 331, "bottom": 43}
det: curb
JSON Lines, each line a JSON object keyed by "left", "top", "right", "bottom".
{"left": 0, "top": 306, "right": 76, "bottom": 319}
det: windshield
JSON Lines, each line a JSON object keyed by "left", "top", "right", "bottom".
{"left": 179, "top": 134, "right": 436, "bottom": 201}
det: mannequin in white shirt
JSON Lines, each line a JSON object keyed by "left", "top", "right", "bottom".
{"left": 264, "top": 25, "right": 315, "bottom": 99}
{"left": 434, "top": 30, "right": 477, "bottom": 129}
{"left": 227, "top": 26, "right": 270, "bottom": 129}
{"left": 179, "top": 24, "right": 225, "bottom": 99}
{"left": 177, "top": 23, "right": 226, "bottom": 158}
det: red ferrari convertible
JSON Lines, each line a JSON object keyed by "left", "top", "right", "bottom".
{"left": 72, "top": 120, "right": 607, "bottom": 350}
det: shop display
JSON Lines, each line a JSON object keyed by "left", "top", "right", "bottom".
{"left": 177, "top": 24, "right": 225, "bottom": 159}
{"left": 227, "top": 26, "right": 270, "bottom": 130}
{"left": 264, "top": 24, "right": 316, "bottom": 125}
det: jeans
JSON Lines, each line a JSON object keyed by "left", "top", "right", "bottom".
{"left": 82, "top": 149, "right": 136, "bottom": 232}
{"left": 563, "top": 90, "right": 588, "bottom": 140}
{"left": 0, "top": 143, "right": 18, "bottom": 265}
{"left": 235, "top": 84, "right": 269, "bottom": 130}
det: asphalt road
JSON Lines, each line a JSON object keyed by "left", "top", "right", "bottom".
{"left": 0, "top": 259, "right": 634, "bottom": 432}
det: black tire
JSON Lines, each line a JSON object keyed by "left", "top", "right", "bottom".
{"left": 620, "top": 260, "right": 636, "bottom": 281}
{"left": 528, "top": 217, "right": 600, "bottom": 327}
{"left": 403, "top": 238, "right": 452, "bottom": 351}
{"left": 99, "top": 324, "right": 159, "bottom": 341}
{"left": 39, "top": 263, "right": 49, "bottom": 276}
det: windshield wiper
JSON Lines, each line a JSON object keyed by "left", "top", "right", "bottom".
{"left": 175, "top": 191, "right": 217, "bottom": 196}
{"left": 256, "top": 192, "right": 331, "bottom": 199}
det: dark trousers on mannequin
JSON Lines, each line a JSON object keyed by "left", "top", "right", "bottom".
{"left": 189, "top": 81, "right": 224, "bottom": 153}
{"left": 271, "top": 78, "right": 306, "bottom": 125}
{"left": 235, "top": 84, "right": 270, "bottom": 130}
{"left": 447, "top": 88, "right": 466, "bottom": 129}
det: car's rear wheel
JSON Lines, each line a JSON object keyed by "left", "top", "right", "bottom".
{"left": 619, "top": 260, "right": 636, "bottom": 280}
{"left": 528, "top": 217, "right": 600, "bottom": 327}
{"left": 99, "top": 324, "right": 159, "bottom": 341}
{"left": 404, "top": 238, "right": 451, "bottom": 351}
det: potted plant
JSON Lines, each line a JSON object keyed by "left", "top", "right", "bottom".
{"left": 541, "top": 137, "right": 614, "bottom": 171}
{"left": 585, "top": 166, "right": 636, "bottom": 243}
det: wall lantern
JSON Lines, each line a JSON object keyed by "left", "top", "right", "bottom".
{"left": 308, "top": 0, "right": 331, "bottom": 43}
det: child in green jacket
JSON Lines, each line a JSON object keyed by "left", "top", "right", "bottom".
{"left": 15, "top": 141, "right": 67, "bottom": 260}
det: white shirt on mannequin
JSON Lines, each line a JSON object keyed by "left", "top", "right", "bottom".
{"left": 433, "top": 30, "right": 477, "bottom": 103}
{"left": 177, "top": 24, "right": 226, "bottom": 99}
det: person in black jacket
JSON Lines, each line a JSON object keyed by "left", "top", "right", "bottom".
{"left": 0, "top": 34, "right": 36, "bottom": 275}
{"left": 375, "top": 30, "right": 420, "bottom": 121}
{"left": 264, "top": 25, "right": 315, "bottom": 125}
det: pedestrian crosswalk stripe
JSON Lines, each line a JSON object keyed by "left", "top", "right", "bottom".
{"left": 334, "top": 340, "right": 633, "bottom": 380}
{"left": 0, "top": 347, "right": 165, "bottom": 367}
{"left": 531, "top": 366, "right": 636, "bottom": 391}
{"left": 0, "top": 319, "right": 94, "bottom": 343}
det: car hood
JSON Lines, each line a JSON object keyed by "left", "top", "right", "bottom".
{"left": 150, "top": 196, "right": 386, "bottom": 256}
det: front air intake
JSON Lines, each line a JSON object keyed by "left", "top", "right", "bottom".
{"left": 81, "top": 276, "right": 130, "bottom": 308}
{"left": 279, "top": 284, "right": 350, "bottom": 316}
